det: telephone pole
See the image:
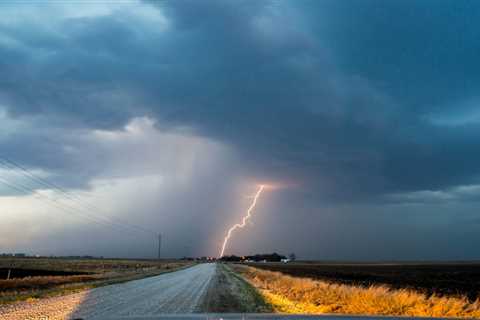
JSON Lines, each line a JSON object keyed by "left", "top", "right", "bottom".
{"left": 157, "top": 233, "right": 162, "bottom": 260}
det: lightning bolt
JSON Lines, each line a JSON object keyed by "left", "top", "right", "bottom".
{"left": 219, "top": 184, "right": 265, "bottom": 258}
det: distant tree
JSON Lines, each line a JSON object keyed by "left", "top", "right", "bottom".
{"left": 246, "top": 252, "right": 286, "bottom": 262}
{"left": 220, "top": 255, "right": 242, "bottom": 262}
{"left": 289, "top": 253, "right": 296, "bottom": 261}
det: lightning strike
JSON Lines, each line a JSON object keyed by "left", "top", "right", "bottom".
{"left": 219, "top": 184, "right": 265, "bottom": 258}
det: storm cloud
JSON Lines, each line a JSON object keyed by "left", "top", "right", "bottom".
{"left": 1, "top": 0, "right": 480, "bottom": 259}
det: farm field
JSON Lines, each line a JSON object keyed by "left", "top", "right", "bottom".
{"left": 235, "top": 264, "right": 480, "bottom": 318}
{"left": 0, "top": 257, "right": 192, "bottom": 305}
{"left": 245, "top": 262, "right": 480, "bottom": 300}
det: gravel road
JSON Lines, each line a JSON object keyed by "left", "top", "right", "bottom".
{"left": 0, "top": 263, "right": 216, "bottom": 320}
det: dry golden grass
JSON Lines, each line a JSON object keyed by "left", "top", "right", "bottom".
{"left": 0, "top": 275, "right": 100, "bottom": 291}
{"left": 234, "top": 265, "right": 480, "bottom": 318}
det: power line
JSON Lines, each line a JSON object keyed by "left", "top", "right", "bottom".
{"left": 0, "top": 176, "right": 133, "bottom": 234}
{"left": 0, "top": 158, "right": 156, "bottom": 235}
{"left": 0, "top": 167, "right": 151, "bottom": 239}
{"left": 0, "top": 159, "right": 113, "bottom": 216}
{"left": 0, "top": 158, "right": 156, "bottom": 234}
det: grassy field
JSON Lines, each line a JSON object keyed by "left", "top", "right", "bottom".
{"left": 0, "top": 257, "right": 192, "bottom": 305}
{"left": 245, "top": 261, "right": 480, "bottom": 301}
{"left": 234, "top": 264, "right": 480, "bottom": 318}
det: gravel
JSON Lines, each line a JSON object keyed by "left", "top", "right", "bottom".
{"left": 0, "top": 263, "right": 216, "bottom": 320}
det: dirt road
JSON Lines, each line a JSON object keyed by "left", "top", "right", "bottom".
{"left": 0, "top": 263, "right": 216, "bottom": 320}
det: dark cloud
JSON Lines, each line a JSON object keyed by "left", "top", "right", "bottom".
{"left": 1, "top": 0, "right": 480, "bottom": 259}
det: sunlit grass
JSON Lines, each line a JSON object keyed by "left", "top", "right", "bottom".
{"left": 235, "top": 265, "right": 480, "bottom": 318}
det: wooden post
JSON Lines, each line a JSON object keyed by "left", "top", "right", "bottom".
{"left": 6, "top": 269, "right": 11, "bottom": 280}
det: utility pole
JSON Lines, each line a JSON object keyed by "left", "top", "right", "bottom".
{"left": 157, "top": 233, "right": 162, "bottom": 260}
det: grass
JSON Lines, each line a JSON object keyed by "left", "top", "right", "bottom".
{"left": 198, "top": 263, "right": 272, "bottom": 313}
{"left": 0, "top": 257, "right": 183, "bottom": 273}
{"left": 221, "top": 264, "right": 273, "bottom": 312}
{"left": 0, "top": 274, "right": 99, "bottom": 291}
{"left": 247, "top": 261, "right": 480, "bottom": 300}
{"left": 0, "top": 257, "right": 193, "bottom": 305}
{"left": 234, "top": 265, "right": 480, "bottom": 318}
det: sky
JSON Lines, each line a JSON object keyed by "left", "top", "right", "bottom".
{"left": 1, "top": 0, "right": 480, "bottom": 260}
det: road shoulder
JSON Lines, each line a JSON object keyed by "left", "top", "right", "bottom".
{"left": 197, "top": 263, "right": 272, "bottom": 313}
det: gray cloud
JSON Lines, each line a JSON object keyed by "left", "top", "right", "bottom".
{"left": 1, "top": 0, "right": 480, "bottom": 259}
